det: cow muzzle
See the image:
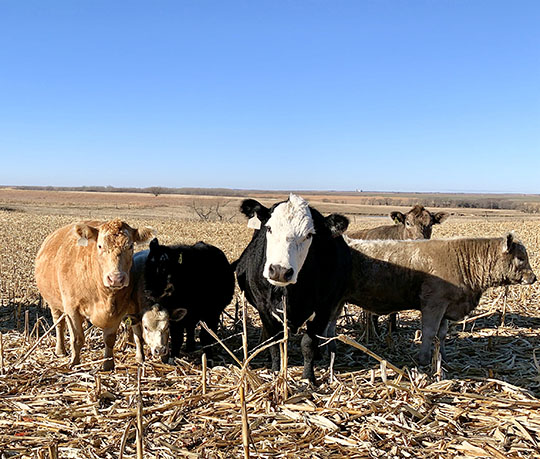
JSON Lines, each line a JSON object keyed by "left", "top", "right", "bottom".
{"left": 522, "top": 271, "right": 537, "bottom": 285}
{"left": 104, "top": 271, "right": 129, "bottom": 289}
{"left": 151, "top": 345, "right": 168, "bottom": 358}
{"left": 267, "top": 264, "right": 295, "bottom": 285}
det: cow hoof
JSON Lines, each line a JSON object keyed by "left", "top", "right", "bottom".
{"left": 102, "top": 359, "right": 115, "bottom": 371}
{"left": 55, "top": 349, "right": 67, "bottom": 357}
{"left": 302, "top": 369, "right": 317, "bottom": 385}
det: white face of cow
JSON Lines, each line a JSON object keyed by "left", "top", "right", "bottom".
{"left": 140, "top": 305, "right": 187, "bottom": 359}
{"left": 263, "top": 194, "right": 315, "bottom": 286}
{"left": 141, "top": 305, "right": 171, "bottom": 358}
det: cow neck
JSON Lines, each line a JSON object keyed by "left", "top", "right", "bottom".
{"left": 98, "top": 283, "right": 131, "bottom": 309}
{"left": 454, "top": 238, "right": 499, "bottom": 292}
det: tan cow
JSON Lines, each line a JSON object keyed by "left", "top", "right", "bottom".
{"left": 348, "top": 205, "right": 449, "bottom": 332}
{"left": 348, "top": 205, "right": 449, "bottom": 240}
{"left": 35, "top": 219, "right": 153, "bottom": 370}
{"left": 344, "top": 233, "right": 536, "bottom": 365}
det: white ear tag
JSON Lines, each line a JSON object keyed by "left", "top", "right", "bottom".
{"left": 77, "top": 237, "right": 88, "bottom": 247}
{"left": 247, "top": 216, "right": 261, "bottom": 230}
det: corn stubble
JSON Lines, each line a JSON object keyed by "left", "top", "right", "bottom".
{"left": 0, "top": 210, "right": 539, "bottom": 458}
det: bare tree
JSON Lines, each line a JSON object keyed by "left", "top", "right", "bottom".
{"left": 188, "top": 199, "right": 235, "bottom": 221}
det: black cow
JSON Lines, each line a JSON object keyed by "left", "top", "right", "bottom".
{"left": 234, "top": 194, "right": 352, "bottom": 382}
{"left": 136, "top": 238, "right": 235, "bottom": 361}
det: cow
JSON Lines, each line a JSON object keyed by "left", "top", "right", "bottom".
{"left": 348, "top": 205, "right": 449, "bottom": 240}
{"left": 344, "top": 233, "right": 536, "bottom": 365}
{"left": 130, "top": 238, "right": 235, "bottom": 362}
{"left": 348, "top": 205, "right": 450, "bottom": 332}
{"left": 34, "top": 219, "right": 154, "bottom": 370}
{"left": 234, "top": 194, "right": 352, "bottom": 382}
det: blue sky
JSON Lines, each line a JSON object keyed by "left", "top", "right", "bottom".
{"left": 1, "top": 1, "right": 539, "bottom": 193}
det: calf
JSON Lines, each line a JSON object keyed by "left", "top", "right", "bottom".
{"left": 348, "top": 205, "right": 449, "bottom": 240}
{"left": 344, "top": 233, "right": 536, "bottom": 365}
{"left": 135, "top": 238, "right": 234, "bottom": 361}
{"left": 348, "top": 205, "right": 449, "bottom": 332}
{"left": 234, "top": 194, "right": 351, "bottom": 382}
{"left": 35, "top": 219, "right": 153, "bottom": 370}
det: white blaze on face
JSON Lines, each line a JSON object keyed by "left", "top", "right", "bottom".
{"left": 141, "top": 305, "right": 170, "bottom": 358}
{"left": 263, "top": 194, "right": 315, "bottom": 286}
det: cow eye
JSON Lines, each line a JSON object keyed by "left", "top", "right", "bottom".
{"left": 98, "top": 244, "right": 102, "bottom": 250}
{"left": 306, "top": 233, "right": 313, "bottom": 240}
{"left": 406, "top": 221, "right": 412, "bottom": 227}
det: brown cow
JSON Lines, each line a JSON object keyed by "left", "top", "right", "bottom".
{"left": 348, "top": 205, "right": 449, "bottom": 332}
{"left": 348, "top": 205, "right": 449, "bottom": 240}
{"left": 35, "top": 219, "right": 153, "bottom": 370}
{"left": 344, "top": 233, "right": 536, "bottom": 365}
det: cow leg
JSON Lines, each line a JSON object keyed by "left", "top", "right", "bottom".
{"left": 185, "top": 320, "right": 196, "bottom": 352}
{"left": 102, "top": 326, "right": 118, "bottom": 371}
{"left": 300, "top": 332, "right": 317, "bottom": 382}
{"left": 324, "top": 320, "right": 337, "bottom": 383}
{"left": 388, "top": 313, "right": 398, "bottom": 334}
{"left": 65, "top": 312, "right": 85, "bottom": 368}
{"left": 258, "top": 312, "right": 282, "bottom": 371}
{"left": 51, "top": 307, "right": 66, "bottom": 356}
{"left": 169, "top": 320, "right": 184, "bottom": 357}
{"left": 131, "top": 322, "right": 145, "bottom": 364}
{"left": 199, "top": 313, "right": 219, "bottom": 359}
{"left": 437, "top": 318, "right": 448, "bottom": 362}
{"left": 418, "top": 303, "right": 447, "bottom": 366}
{"left": 302, "top": 314, "right": 332, "bottom": 383}
{"left": 269, "top": 341, "right": 281, "bottom": 372}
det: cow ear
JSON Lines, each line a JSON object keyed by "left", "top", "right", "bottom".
{"left": 134, "top": 226, "right": 156, "bottom": 243}
{"left": 503, "top": 232, "right": 516, "bottom": 253}
{"left": 124, "top": 313, "right": 141, "bottom": 327}
{"left": 390, "top": 212, "right": 405, "bottom": 225}
{"left": 73, "top": 223, "right": 99, "bottom": 246}
{"left": 240, "top": 199, "right": 271, "bottom": 224}
{"left": 170, "top": 308, "right": 187, "bottom": 322}
{"left": 433, "top": 212, "right": 450, "bottom": 225}
{"left": 325, "top": 214, "right": 349, "bottom": 237}
{"left": 149, "top": 238, "right": 160, "bottom": 251}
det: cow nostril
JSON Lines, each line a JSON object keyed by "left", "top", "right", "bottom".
{"left": 269, "top": 264, "right": 277, "bottom": 278}
{"left": 284, "top": 268, "right": 294, "bottom": 281}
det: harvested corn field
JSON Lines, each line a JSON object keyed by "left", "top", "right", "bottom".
{"left": 0, "top": 194, "right": 539, "bottom": 458}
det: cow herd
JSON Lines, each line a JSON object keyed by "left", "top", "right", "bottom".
{"left": 33, "top": 194, "right": 537, "bottom": 382}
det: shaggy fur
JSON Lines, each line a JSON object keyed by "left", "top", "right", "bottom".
{"left": 344, "top": 233, "right": 536, "bottom": 365}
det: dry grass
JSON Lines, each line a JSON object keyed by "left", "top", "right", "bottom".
{"left": 0, "top": 205, "right": 539, "bottom": 458}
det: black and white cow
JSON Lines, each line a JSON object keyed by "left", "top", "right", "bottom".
{"left": 234, "top": 194, "right": 352, "bottom": 382}
{"left": 134, "top": 238, "right": 235, "bottom": 361}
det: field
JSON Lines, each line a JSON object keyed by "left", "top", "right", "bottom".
{"left": 0, "top": 189, "right": 539, "bottom": 458}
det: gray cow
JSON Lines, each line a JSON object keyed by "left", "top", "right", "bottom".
{"left": 344, "top": 233, "right": 536, "bottom": 365}
{"left": 348, "top": 205, "right": 449, "bottom": 240}
{"left": 348, "top": 205, "right": 449, "bottom": 331}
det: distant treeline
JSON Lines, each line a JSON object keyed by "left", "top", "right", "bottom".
{"left": 10, "top": 185, "right": 540, "bottom": 213}
{"left": 15, "top": 185, "right": 248, "bottom": 197}
{"left": 347, "top": 196, "right": 540, "bottom": 213}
